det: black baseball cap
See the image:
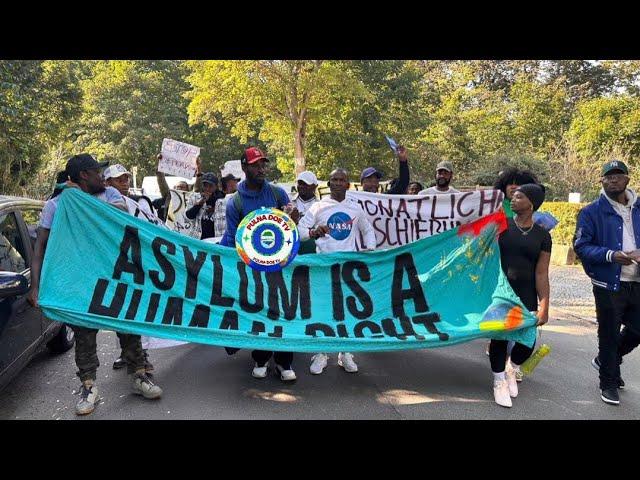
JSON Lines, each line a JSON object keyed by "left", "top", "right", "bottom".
{"left": 602, "top": 159, "right": 629, "bottom": 176}
{"left": 65, "top": 153, "right": 109, "bottom": 177}
{"left": 360, "top": 167, "right": 383, "bottom": 182}
{"left": 221, "top": 173, "right": 241, "bottom": 182}
{"left": 202, "top": 172, "right": 218, "bottom": 185}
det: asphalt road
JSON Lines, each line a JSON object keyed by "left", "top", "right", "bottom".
{"left": 2, "top": 266, "right": 639, "bottom": 420}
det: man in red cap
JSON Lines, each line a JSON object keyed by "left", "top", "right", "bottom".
{"left": 219, "top": 147, "right": 300, "bottom": 382}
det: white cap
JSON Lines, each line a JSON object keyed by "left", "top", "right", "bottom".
{"left": 103, "top": 164, "right": 131, "bottom": 180}
{"left": 296, "top": 170, "right": 318, "bottom": 185}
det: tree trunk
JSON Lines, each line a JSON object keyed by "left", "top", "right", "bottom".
{"left": 293, "top": 121, "right": 306, "bottom": 176}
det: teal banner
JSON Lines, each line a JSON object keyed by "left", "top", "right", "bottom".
{"left": 39, "top": 189, "right": 537, "bottom": 352}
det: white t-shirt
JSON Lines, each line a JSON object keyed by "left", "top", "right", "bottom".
{"left": 419, "top": 186, "right": 460, "bottom": 195}
{"left": 294, "top": 195, "right": 318, "bottom": 218}
{"left": 39, "top": 186, "right": 125, "bottom": 230}
{"left": 298, "top": 197, "right": 376, "bottom": 253}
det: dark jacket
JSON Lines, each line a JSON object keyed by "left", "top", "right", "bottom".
{"left": 385, "top": 161, "right": 410, "bottom": 195}
{"left": 574, "top": 193, "right": 640, "bottom": 291}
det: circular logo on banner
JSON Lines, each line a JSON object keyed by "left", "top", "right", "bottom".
{"left": 235, "top": 207, "right": 300, "bottom": 272}
{"left": 327, "top": 212, "right": 354, "bottom": 240}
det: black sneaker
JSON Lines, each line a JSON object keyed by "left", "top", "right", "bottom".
{"left": 112, "top": 357, "right": 126, "bottom": 370}
{"left": 600, "top": 388, "right": 620, "bottom": 405}
{"left": 591, "top": 357, "right": 625, "bottom": 389}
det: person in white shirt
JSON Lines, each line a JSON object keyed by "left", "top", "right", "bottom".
{"left": 293, "top": 170, "right": 319, "bottom": 218}
{"left": 292, "top": 170, "right": 320, "bottom": 254}
{"left": 104, "top": 163, "right": 175, "bottom": 371}
{"left": 104, "top": 164, "right": 164, "bottom": 227}
{"left": 298, "top": 168, "right": 376, "bottom": 374}
{"left": 419, "top": 161, "right": 460, "bottom": 195}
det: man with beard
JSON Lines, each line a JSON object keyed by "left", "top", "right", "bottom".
{"left": 219, "top": 147, "right": 300, "bottom": 382}
{"left": 574, "top": 160, "right": 640, "bottom": 406}
{"left": 28, "top": 154, "right": 162, "bottom": 415}
{"left": 420, "top": 161, "right": 459, "bottom": 195}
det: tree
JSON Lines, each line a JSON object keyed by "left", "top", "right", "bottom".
{"left": 75, "top": 60, "right": 190, "bottom": 176}
{"left": 186, "top": 60, "right": 368, "bottom": 176}
{"left": 567, "top": 95, "right": 640, "bottom": 162}
{"left": 304, "top": 61, "right": 425, "bottom": 181}
{"left": 0, "top": 60, "right": 86, "bottom": 194}
{"left": 542, "top": 60, "right": 615, "bottom": 106}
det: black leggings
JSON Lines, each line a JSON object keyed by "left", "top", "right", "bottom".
{"left": 489, "top": 339, "right": 535, "bottom": 373}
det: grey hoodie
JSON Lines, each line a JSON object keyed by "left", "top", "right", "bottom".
{"left": 602, "top": 187, "right": 640, "bottom": 282}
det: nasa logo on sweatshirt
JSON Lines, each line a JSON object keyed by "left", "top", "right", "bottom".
{"left": 235, "top": 207, "right": 300, "bottom": 272}
{"left": 327, "top": 212, "right": 354, "bottom": 240}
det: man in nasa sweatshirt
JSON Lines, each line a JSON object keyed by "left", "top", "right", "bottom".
{"left": 298, "top": 168, "right": 377, "bottom": 374}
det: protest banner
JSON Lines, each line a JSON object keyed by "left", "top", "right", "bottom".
{"left": 165, "top": 189, "right": 201, "bottom": 239}
{"left": 39, "top": 189, "right": 536, "bottom": 352}
{"left": 159, "top": 138, "right": 201, "bottom": 178}
{"left": 346, "top": 189, "right": 504, "bottom": 249}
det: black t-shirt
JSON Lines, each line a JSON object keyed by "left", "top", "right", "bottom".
{"left": 498, "top": 219, "right": 552, "bottom": 312}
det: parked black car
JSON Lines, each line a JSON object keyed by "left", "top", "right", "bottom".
{"left": 0, "top": 195, "right": 74, "bottom": 391}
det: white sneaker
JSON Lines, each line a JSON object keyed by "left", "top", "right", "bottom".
{"left": 338, "top": 352, "right": 358, "bottom": 373}
{"left": 275, "top": 364, "right": 297, "bottom": 382}
{"left": 131, "top": 373, "right": 162, "bottom": 399}
{"left": 252, "top": 363, "right": 268, "bottom": 379}
{"left": 75, "top": 382, "right": 100, "bottom": 415}
{"left": 505, "top": 365, "right": 519, "bottom": 398}
{"left": 310, "top": 353, "right": 328, "bottom": 375}
{"left": 493, "top": 379, "right": 512, "bottom": 408}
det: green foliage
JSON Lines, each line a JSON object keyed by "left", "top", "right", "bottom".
{"left": 567, "top": 95, "right": 640, "bottom": 162}
{"left": 3, "top": 60, "right": 640, "bottom": 203}
{"left": 539, "top": 201, "right": 584, "bottom": 245}
{"left": 74, "top": 60, "right": 190, "bottom": 177}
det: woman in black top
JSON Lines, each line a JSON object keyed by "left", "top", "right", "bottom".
{"left": 490, "top": 183, "right": 551, "bottom": 408}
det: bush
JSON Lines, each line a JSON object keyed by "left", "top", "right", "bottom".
{"left": 539, "top": 201, "right": 585, "bottom": 246}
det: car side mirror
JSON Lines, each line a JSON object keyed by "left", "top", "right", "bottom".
{"left": 0, "top": 271, "right": 30, "bottom": 298}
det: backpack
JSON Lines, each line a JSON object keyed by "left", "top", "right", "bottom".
{"left": 231, "top": 183, "right": 288, "bottom": 218}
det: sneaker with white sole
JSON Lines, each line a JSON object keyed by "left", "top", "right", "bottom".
{"left": 591, "top": 356, "right": 625, "bottom": 389}
{"left": 112, "top": 356, "right": 126, "bottom": 370}
{"left": 131, "top": 373, "right": 162, "bottom": 399}
{"left": 338, "top": 352, "right": 358, "bottom": 373}
{"left": 506, "top": 365, "right": 519, "bottom": 398}
{"left": 600, "top": 387, "right": 620, "bottom": 405}
{"left": 310, "top": 353, "right": 328, "bottom": 375}
{"left": 493, "top": 379, "right": 512, "bottom": 408}
{"left": 252, "top": 362, "right": 269, "bottom": 379}
{"left": 76, "top": 382, "right": 100, "bottom": 415}
{"left": 275, "top": 364, "right": 297, "bottom": 382}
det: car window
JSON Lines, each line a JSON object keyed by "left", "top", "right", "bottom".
{"left": 0, "top": 213, "right": 27, "bottom": 273}
{"left": 20, "top": 207, "right": 42, "bottom": 248}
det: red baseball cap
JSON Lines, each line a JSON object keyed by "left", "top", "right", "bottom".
{"left": 241, "top": 147, "right": 270, "bottom": 165}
